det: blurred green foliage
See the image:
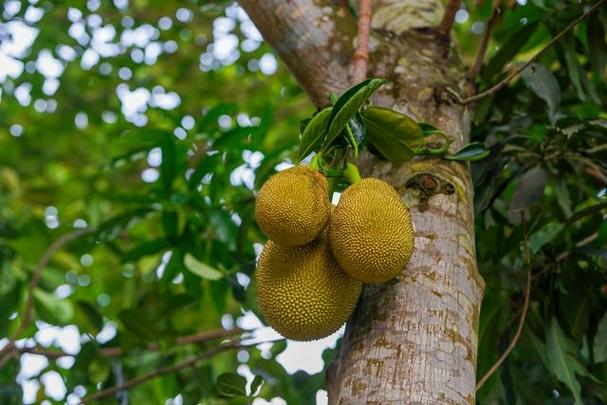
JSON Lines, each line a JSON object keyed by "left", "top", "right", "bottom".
{"left": 0, "top": 0, "right": 605, "bottom": 404}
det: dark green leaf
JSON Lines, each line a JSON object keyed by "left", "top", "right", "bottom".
{"left": 483, "top": 22, "right": 539, "bottom": 82}
{"left": 561, "top": 34, "right": 588, "bottom": 102}
{"left": 197, "top": 103, "right": 237, "bottom": 132}
{"left": 298, "top": 118, "right": 311, "bottom": 135}
{"left": 0, "top": 220, "right": 19, "bottom": 238}
{"left": 162, "top": 211, "right": 179, "bottom": 238}
{"left": 188, "top": 154, "right": 221, "bottom": 190}
{"left": 419, "top": 123, "right": 440, "bottom": 137}
{"left": 521, "top": 63, "right": 561, "bottom": 115}
{"left": 546, "top": 318, "right": 584, "bottom": 405}
{"left": 363, "top": 116, "right": 415, "bottom": 164}
{"left": 250, "top": 375, "right": 264, "bottom": 397}
{"left": 122, "top": 238, "right": 170, "bottom": 262}
{"left": 298, "top": 107, "right": 332, "bottom": 161}
{"left": 323, "top": 78, "right": 384, "bottom": 147}
{"left": 362, "top": 106, "right": 422, "bottom": 143}
{"left": 445, "top": 142, "right": 490, "bottom": 161}
{"left": 88, "top": 357, "right": 111, "bottom": 384}
{"left": 508, "top": 167, "right": 547, "bottom": 221}
{"left": 216, "top": 372, "right": 247, "bottom": 397}
{"left": 184, "top": 253, "right": 223, "bottom": 280}
{"left": 528, "top": 222, "right": 564, "bottom": 254}
{"left": 588, "top": 15, "right": 607, "bottom": 75}
{"left": 160, "top": 138, "right": 177, "bottom": 193}
{"left": 118, "top": 308, "right": 157, "bottom": 340}
{"left": 594, "top": 312, "right": 607, "bottom": 363}
{"left": 34, "top": 289, "right": 74, "bottom": 325}
{"left": 347, "top": 112, "right": 366, "bottom": 145}
{"left": 76, "top": 300, "right": 104, "bottom": 333}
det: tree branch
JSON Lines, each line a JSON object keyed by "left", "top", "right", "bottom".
{"left": 462, "top": 0, "right": 606, "bottom": 104}
{"left": 476, "top": 269, "right": 531, "bottom": 391}
{"left": 437, "top": 0, "right": 461, "bottom": 37}
{"left": 466, "top": 0, "right": 501, "bottom": 84}
{"left": 0, "top": 227, "right": 95, "bottom": 367}
{"left": 350, "top": 0, "right": 372, "bottom": 84}
{"left": 80, "top": 338, "right": 284, "bottom": 403}
{"left": 10, "top": 329, "right": 243, "bottom": 363}
{"left": 239, "top": 0, "right": 356, "bottom": 106}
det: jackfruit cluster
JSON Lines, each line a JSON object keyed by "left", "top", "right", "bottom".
{"left": 255, "top": 166, "right": 414, "bottom": 341}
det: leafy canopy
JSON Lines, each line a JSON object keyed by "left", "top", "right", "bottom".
{"left": 0, "top": 0, "right": 606, "bottom": 404}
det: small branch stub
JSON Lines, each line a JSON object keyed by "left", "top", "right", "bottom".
{"left": 350, "top": 0, "right": 372, "bottom": 84}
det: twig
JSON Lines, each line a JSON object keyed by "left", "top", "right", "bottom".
{"left": 98, "top": 328, "right": 244, "bottom": 357}
{"left": 0, "top": 227, "right": 95, "bottom": 367}
{"left": 477, "top": 212, "right": 532, "bottom": 391}
{"left": 350, "top": 0, "right": 372, "bottom": 84}
{"left": 521, "top": 211, "right": 530, "bottom": 264}
{"left": 476, "top": 270, "right": 532, "bottom": 391}
{"left": 80, "top": 338, "right": 284, "bottom": 403}
{"left": 437, "top": 0, "right": 461, "bottom": 37}
{"left": 467, "top": 0, "right": 502, "bottom": 83}
{"left": 13, "top": 329, "right": 242, "bottom": 359}
{"left": 462, "top": 0, "right": 606, "bottom": 104}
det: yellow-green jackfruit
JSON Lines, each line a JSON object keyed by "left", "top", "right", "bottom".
{"left": 256, "top": 234, "right": 362, "bottom": 341}
{"left": 329, "top": 178, "right": 414, "bottom": 283}
{"left": 255, "top": 166, "right": 330, "bottom": 246}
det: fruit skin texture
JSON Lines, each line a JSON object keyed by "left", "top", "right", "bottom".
{"left": 256, "top": 234, "right": 362, "bottom": 341}
{"left": 255, "top": 166, "right": 330, "bottom": 246}
{"left": 329, "top": 177, "right": 415, "bottom": 284}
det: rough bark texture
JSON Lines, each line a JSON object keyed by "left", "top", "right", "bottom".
{"left": 239, "top": 1, "right": 485, "bottom": 403}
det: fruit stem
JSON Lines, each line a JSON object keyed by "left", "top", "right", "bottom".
{"left": 343, "top": 163, "right": 362, "bottom": 184}
{"left": 345, "top": 123, "right": 359, "bottom": 160}
{"left": 311, "top": 153, "right": 321, "bottom": 170}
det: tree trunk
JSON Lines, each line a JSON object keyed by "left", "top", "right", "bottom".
{"left": 239, "top": 1, "right": 485, "bottom": 403}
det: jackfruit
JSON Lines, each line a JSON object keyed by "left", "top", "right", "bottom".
{"left": 256, "top": 234, "right": 362, "bottom": 341}
{"left": 329, "top": 178, "right": 414, "bottom": 283}
{"left": 255, "top": 166, "right": 330, "bottom": 246}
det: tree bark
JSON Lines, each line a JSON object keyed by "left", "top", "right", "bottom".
{"left": 239, "top": 1, "right": 485, "bottom": 403}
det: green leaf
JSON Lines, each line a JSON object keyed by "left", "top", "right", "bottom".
{"left": 323, "top": 78, "right": 384, "bottom": 148}
{"left": 347, "top": 112, "right": 366, "bottom": 145}
{"left": 76, "top": 300, "right": 104, "bottom": 334}
{"left": 188, "top": 154, "right": 220, "bottom": 190}
{"left": 250, "top": 375, "right": 264, "bottom": 397}
{"left": 445, "top": 142, "right": 490, "bottom": 161}
{"left": 118, "top": 308, "right": 157, "bottom": 340}
{"left": 162, "top": 210, "right": 179, "bottom": 238}
{"left": 362, "top": 107, "right": 419, "bottom": 164}
{"left": 184, "top": 253, "right": 223, "bottom": 280}
{"left": 508, "top": 167, "right": 547, "bottom": 222}
{"left": 594, "top": 312, "right": 607, "bottom": 363}
{"left": 298, "top": 107, "right": 332, "bottom": 161}
{"left": 34, "top": 289, "right": 74, "bottom": 325}
{"left": 160, "top": 138, "right": 177, "bottom": 193}
{"left": 521, "top": 63, "right": 561, "bottom": 115}
{"left": 362, "top": 106, "right": 423, "bottom": 143}
{"left": 270, "top": 339, "right": 288, "bottom": 356}
{"left": 546, "top": 318, "right": 584, "bottom": 405}
{"left": 528, "top": 222, "right": 564, "bottom": 254}
{"left": 122, "top": 238, "right": 170, "bottom": 262}
{"left": 483, "top": 22, "right": 539, "bottom": 82}
{"left": 88, "top": 357, "right": 111, "bottom": 384}
{"left": 588, "top": 15, "right": 607, "bottom": 75}
{"left": 216, "top": 372, "right": 247, "bottom": 397}
{"left": 197, "top": 103, "right": 237, "bottom": 132}
{"left": 419, "top": 122, "right": 440, "bottom": 137}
